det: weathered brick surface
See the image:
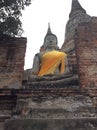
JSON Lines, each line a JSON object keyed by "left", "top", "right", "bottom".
{"left": 75, "top": 18, "right": 97, "bottom": 88}
{"left": 4, "top": 118, "right": 97, "bottom": 130}
{"left": 61, "top": 0, "right": 92, "bottom": 76}
{"left": 0, "top": 37, "right": 27, "bottom": 88}
{"left": 61, "top": 38, "right": 78, "bottom": 75}
{"left": 1, "top": 2, "right": 97, "bottom": 130}
{"left": 0, "top": 123, "right": 4, "bottom": 130}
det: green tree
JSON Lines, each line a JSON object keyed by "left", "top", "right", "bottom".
{"left": 0, "top": 0, "right": 31, "bottom": 37}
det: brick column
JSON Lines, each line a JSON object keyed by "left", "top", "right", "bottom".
{"left": 75, "top": 18, "right": 97, "bottom": 89}
{"left": 0, "top": 37, "right": 27, "bottom": 88}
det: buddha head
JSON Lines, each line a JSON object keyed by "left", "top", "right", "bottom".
{"left": 43, "top": 23, "right": 58, "bottom": 50}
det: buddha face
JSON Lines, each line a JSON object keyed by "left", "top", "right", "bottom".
{"left": 44, "top": 35, "right": 57, "bottom": 49}
{"left": 46, "top": 36, "right": 57, "bottom": 43}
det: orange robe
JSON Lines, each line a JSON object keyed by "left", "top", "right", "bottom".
{"left": 38, "top": 50, "right": 67, "bottom": 76}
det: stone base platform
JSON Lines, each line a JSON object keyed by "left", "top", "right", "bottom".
{"left": 4, "top": 95, "right": 97, "bottom": 130}
{"left": 4, "top": 118, "right": 97, "bottom": 130}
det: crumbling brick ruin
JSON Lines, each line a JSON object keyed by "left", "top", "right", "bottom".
{"left": 0, "top": 37, "right": 27, "bottom": 88}
{"left": 0, "top": 0, "right": 97, "bottom": 130}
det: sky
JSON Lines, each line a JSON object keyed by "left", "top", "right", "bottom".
{"left": 21, "top": 0, "right": 97, "bottom": 70}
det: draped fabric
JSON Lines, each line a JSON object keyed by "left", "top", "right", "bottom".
{"left": 38, "top": 50, "right": 67, "bottom": 76}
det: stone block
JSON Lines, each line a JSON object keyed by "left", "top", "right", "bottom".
{"left": 4, "top": 118, "right": 97, "bottom": 130}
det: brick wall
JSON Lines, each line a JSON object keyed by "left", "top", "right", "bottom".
{"left": 61, "top": 37, "right": 78, "bottom": 75}
{"left": 75, "top": 18, "right": 97, "bottom": 88}
{"left": 0, "top": 37, "right": 27, "bottom": 88}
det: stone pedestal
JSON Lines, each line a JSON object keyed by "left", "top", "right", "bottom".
{"left": 4, "top": 118, "right": 97, "bottom": 130}
{"left": 4, "top": 93, "right": 97, "bottom": 130}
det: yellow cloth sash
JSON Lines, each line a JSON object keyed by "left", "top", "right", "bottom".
{"left": 38, "top": 50, "right": 67, "bottom": 76}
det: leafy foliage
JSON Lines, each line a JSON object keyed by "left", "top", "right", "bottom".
{"left": 0, "top": 0, "right": 31, "bottom": 37}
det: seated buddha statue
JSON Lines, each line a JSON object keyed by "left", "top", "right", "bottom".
{"left": 31, "top": 23, "right": 69, "bottom": 77}
{"left": 23, "top": 24, "right": 79, "bottom": 87}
